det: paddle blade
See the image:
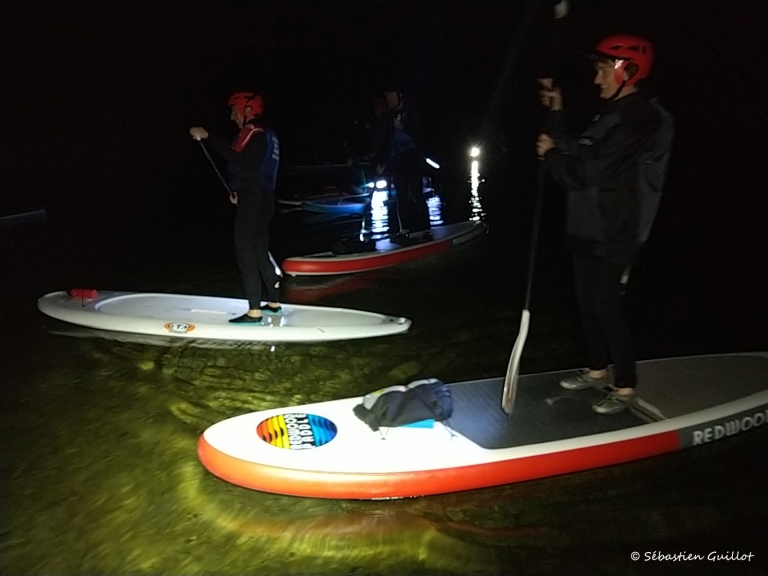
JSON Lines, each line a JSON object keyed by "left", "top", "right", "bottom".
{"left": 501, "top": 309, "right": 530, "bottom": 415}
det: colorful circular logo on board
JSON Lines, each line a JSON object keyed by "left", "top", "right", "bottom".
{"left": 164, "top": 322, "right": 195, "bottom": 334}
{"left": 257, "top": 413, "right": 337, "bottom": 450}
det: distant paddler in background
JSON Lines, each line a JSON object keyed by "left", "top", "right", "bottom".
{"left": 374, "top": 84, "right": 431, "bottom": 240}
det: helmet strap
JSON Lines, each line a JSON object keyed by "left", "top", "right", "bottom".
{"left": 609, "top": 80, "right": 627, "bottom": 101}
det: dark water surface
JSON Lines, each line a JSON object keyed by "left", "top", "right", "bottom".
{"left": 2, "top": 161, "right": 766, "bottom": 576}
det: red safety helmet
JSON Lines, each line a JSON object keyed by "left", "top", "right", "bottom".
{"left": 228, "top": 92, "right": 264, "bottom": 119}
{"left": 593, "top": 35, "right": 653, "bottom": 86}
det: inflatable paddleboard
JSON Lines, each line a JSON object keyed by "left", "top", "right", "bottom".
{"left": 0, "top": 208, "right": 47, "bottom": 228}
{"left": 301, "top": 197, "right": 370, "bottom": 215}
{"left": 278, "top": 188, "right": 370, "bottom": 207}
{"left": 282, "top": 220, "right": 487, "bottom": 276}
{"left": 198, "top": 353, "right": 768, "bottom": 499}
{"left": 37, "top": 291, "right": 411, "bottom": 342}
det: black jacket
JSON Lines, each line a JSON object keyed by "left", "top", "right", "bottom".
{"left": 208, "top": 120, "right": 280, "bottom": 209}
{"left": 374, "top": 101, "right": 424, "bottom": 167}
{"left": 542, "top": 92, "right": 673, "bottom": 265}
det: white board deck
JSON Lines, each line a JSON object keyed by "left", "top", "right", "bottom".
{"left": 198, "top": 353, "right": 768, "bottom": 499}
{"left": 37, "top": 291, "right": 411, "bottom": 342}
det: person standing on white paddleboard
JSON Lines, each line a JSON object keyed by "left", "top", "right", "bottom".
{"left": 190, "top": 92, "right": 283, "bottom": 324}
{"left": 536, "top": 35, "right": 673, "bottom": 414}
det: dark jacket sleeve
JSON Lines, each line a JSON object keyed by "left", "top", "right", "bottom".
{"left": 401, "top": 105, "right": 425, "bottom": 151}
{"left": 543, "top": 104, "right": 658, "bottom": 193}
{"left": 373, "top": 103, "right": 424, "bottom": 166}
{"left": 208, "top": 134, "right": 265, "bottom": 166}
{"left": 542, "top": 109, "right": 579, "bottom": 144}
{"left": 208, "top": 132, "right": 266, "bottom": 187}
{"left": 372, "top": 110, "right": 395, "bottom": 166}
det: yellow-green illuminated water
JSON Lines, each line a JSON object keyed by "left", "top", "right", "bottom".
{"left": 2, "top": 202, "right": 766, "bottom": 576}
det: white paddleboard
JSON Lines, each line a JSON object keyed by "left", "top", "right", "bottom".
{"left": 198, "top": 353, "right": 768, "bottom": 499}
{"left": 37, "top": 291, "right": 411, "bottom": 342}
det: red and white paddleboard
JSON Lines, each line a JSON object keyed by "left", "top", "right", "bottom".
{"left": 198, "top": 353, "right": 768, "bottom": 499}
{"left": 282, "top": 220, "right": 487, "bottom": 276}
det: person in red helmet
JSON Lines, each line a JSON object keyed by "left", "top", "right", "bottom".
{"left": 190, "top": 92, "right": 282, "bottom": 324}
{"left": 536, "top": 35, "right": 674, "bottom": 414}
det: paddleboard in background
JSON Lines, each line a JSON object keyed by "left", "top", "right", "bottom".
{"left": 282, "top": 220, "right": 488, "bottom": 276}
{"left": 300, "top": 211, "right": 361, "bottom": 226}
{"left": 278, "top": 187, "right": 370, "bottom": 207}
{"left": 38, "top": 291, "right": 411, "bottom": 342}
{"left": 198, "top": 353, "right": 768, "bottom": 499}
{"left": 301, "top": 197, "right": 370, "bottom": 215}
{"left": 0, "top": 208, "right": 47, "bottom": 228}
{"left": 283, "top": 162, "right": 370, "bottom": 175}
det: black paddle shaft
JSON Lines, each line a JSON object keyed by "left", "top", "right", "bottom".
{"left": 198, "top": 140, "right": 233, "bottom": 196}
{"left": 523, "top": 1, "right": 565, "bottom": 309}
{"left": 523, "top": 165, "right": 545, "bottom": 310}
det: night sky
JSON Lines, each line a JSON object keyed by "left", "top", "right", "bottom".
{"left": 2, "top": 0, "right": 766, "bottom": 281}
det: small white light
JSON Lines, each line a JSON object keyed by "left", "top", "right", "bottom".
{"left": 425, "top": 157, "right": 440, "bottom": 169}
{"left": 366, "top": 182, "right": 375, "bottom": 188}
{"left": 470, "top": 146, "right": 480, "bottom": 158}
{"left": 375, "top": 179, "right": 388, "bottom": 189}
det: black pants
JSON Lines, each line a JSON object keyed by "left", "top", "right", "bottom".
{"left": 391, "top": 152, "right": 430, "bottom": 233}
{"left": 234, "top": 197, "right": 280, "bottom": 309}
{"left": 572, "top": 254, "right": 637, "bottom": 388}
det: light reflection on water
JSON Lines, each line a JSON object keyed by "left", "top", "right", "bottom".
{"left": 360, "top": 167, "right": 484, "bottom": 241}
{"left": 469, "top": 160, "right": 485, "bottom": 221}
{"left": 368, "top": 189, "right": 391, "bottom": 236}
{"left": 174, "top": 462, "right": 495, "bottom": 574}
{"left": 363, "top": 187, "right": 445, "bottom": 239}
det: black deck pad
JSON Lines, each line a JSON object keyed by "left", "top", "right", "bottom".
{"left": 447, "top": 373, "right": 646, "bottom": 450}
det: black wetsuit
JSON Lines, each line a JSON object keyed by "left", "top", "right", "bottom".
{"left": 542, "top": 92, "right": 673, "bottom": 388}
{"left": 208, "top": 120, "right": 281, "bottom": 309}
{"left": 376, "top": 103, "right": 430, "bottom": 234}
